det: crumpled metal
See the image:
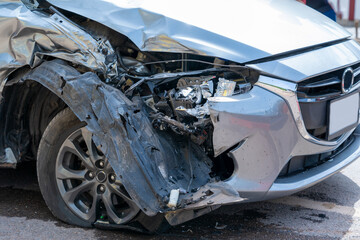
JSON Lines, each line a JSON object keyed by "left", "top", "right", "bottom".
{"left": 22, "top": 60, "right": 215, "bottom": 216}
{"left": 182, "top": 102, "right": 210, "bottom": 119}
{"left": 0, "top": 0, "right": 247, "bottom": 221}
{"left": 175, "top": 80, "right": 214, "bottom": 118}
{"left": 0, "top": 0, "right": 114, "bottom": 95}
{"left": 47, "top": 0, "right": 350, "bottom": 64}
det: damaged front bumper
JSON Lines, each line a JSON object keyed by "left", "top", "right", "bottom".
{"left": 207, "top": 75, "right": 360, "bottom": 201}
{"left": 165, "top": 75, "right": 360, "bottom": 225}
{"left": 0, "top": 0, "right": 358, "bottom": 228}
{"left": 20, "top": 63, "right": 360, "bottom": 226}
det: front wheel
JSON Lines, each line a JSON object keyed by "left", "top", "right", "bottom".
{"left": 37, "top": 108, "right": 167, "bottom": 232}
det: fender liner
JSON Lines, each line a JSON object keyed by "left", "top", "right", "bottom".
{"left": 23, "top": 60, "right": 212, "bottom": 216}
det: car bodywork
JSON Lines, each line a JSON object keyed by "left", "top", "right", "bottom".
{"left": 0, "top": 0, "right": 359, "bottom": 227}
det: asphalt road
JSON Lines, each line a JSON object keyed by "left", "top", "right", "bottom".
{"left": 0, "top": 157, "right": 360, "bottom": 240}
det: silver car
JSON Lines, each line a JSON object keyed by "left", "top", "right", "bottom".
{"left": 0, "top": 0, "right": 359, "bottom": 233}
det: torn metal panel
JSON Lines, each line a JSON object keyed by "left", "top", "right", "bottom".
{"left": 22, "top": 60, "right": 214, "bottom": 215}
{"left": 179, "top": 182, "right": 244, "bottom": 209}
{"left": 0, "top": 0, "right": 357, "bottom": 229}
{"left": 165, "top": 205, "right": 221, "bottom": 226}
{"left": 165, "top": 182, "right": 244, "bottom": 225}
{"left": 46, "top": 0, "right": 350, "bottom": 64}
{"left": 0, "top": 0, "right": 243, "bottom": 215}
{"left": 0, "top": 0, "right": 118, "bottom": 168}
{"left": 0, "top": 0, "right": 114, "bottom": 97}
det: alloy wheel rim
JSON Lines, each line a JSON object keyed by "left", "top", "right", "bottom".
{"left": 55, "top": 127, "right": 139, "bottom": 224}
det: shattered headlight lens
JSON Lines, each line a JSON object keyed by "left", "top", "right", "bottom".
{"left": 215, "top": 78, "right": 252, "bottom": 97}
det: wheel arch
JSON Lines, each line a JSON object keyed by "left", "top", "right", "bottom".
{"left": 1, "top": 60, "right": 215, "bottom": 217}
{"left": 19, "top": 59, "right": 169, "bottom": 216}
{"left": 0, "top": 67, "right": 69, "bottom": 164}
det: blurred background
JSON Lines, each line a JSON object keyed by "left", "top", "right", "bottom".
{"left": 303, "top": 0, "right": 359, "bottom": 41}
{"left": 330, "top": 0, "right": 359, "bottom": 41}
{"left": 328, "top": 0, "right": 359, "bottom": 23}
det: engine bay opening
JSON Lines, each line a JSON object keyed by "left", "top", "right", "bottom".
{"left": 106, "top": 51, "right": 258, "bottom": 179}
{"left": 105, "top": 49, "right": 259, "bottom": 159}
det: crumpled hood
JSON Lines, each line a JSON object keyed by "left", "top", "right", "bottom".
{"left": 47, "top": 0, "right": 351, "bottom": 64}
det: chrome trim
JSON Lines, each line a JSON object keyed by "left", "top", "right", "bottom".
{"left": 301, "top": 60, "right": 360, "bottom": 82}
{"left": 297, "top": 94, "right": 339, "bottom": 103}
{"left": 299, "top": 77, "right": 340, "bottom": 89}
{"left": 354, "top": 66, "right": 360, "bottom": 77}
{"left": 341, "top": 67, "right": 354, "bottom": 93}
{"left": 296, "top": 64, "right": 360, "bottom": 103}
{"left": 256, "top": 75, "right": 356, "bottom": 146}
{"left": 297, "top": 83, "right": 360, "bottom": 103}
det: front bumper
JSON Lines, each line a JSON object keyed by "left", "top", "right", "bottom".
{"left": 208, "top": 76, "right": 360, "bottom": 202}
{"left": 266, "top": 128, "right": 360, "bottom": 200}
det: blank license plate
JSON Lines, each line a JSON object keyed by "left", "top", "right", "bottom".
{"left": 328, "top": 93, "right": 359, "bottom": 140}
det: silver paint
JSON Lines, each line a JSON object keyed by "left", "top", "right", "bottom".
{"left": 47, "top": 0, "right": 351, "bottom": 64}
{"left": 0, "top": 0, "right": 358, "bottom": 219}
{"left": 0, "top": 0, "right": 114, "bottom": 96}
{"left": 208, "top": 79, "right": 359, "bottom": 199}
{"left": 265, "top": 128, "right": 360, "bottom": 200}
{"left": 249, "top": 40, "right": 360, "bottom": 82}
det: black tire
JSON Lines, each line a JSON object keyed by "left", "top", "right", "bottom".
{"left": 37, "top": 108, "right": 93, "bottom": 227}
{"left": 37, "top": 108, "right": 168, "bottom": 232}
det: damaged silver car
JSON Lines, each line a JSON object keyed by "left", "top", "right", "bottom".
{"left": 0, "top": 0, "right": 359, "bottom": 233}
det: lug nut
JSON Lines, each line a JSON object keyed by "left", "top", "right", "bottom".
{"left": 108, "top": 174, "right": 116, "bottom": 184}
{"left": 99, "top": 185, "right": 105, "bottom": 193}
{"left": 110, "top": 174, "right": 116, "bottom": 181}
{"left": 88, "top": 172, "right": 94, "bottom": 179}
{"left": 99, "top": 160, "right": 105, "bottom": 168}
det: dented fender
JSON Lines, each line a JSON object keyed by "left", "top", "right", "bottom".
{"left": 22, "top": 60, "right": 223, "bottom": 216}
{"left": 0, "top": 1, "right": 241, "bottom": 217}
{"left": 0, "top": 0, "right": 115, "bottom": 96}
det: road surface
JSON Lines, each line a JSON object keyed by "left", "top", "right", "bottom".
{"left": 1, "top": 157, "right": 360, "bottom": 239}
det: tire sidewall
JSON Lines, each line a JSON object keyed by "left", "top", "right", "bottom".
{"left": 37, "top": 108, "right": 92, "bottom": 227}
{"left": 37, "top": 108, "right": 167, "bottom": 232}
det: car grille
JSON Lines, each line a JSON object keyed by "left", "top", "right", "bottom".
{"left": 297, "top": 63, "right": 360, "bottom": 140}
{"left": 278, "top": 135, "right": 354, "bottom": 178}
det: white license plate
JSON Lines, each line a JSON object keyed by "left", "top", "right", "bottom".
{"left": 328, "top": 93, "right": 359, "bottom": 140}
